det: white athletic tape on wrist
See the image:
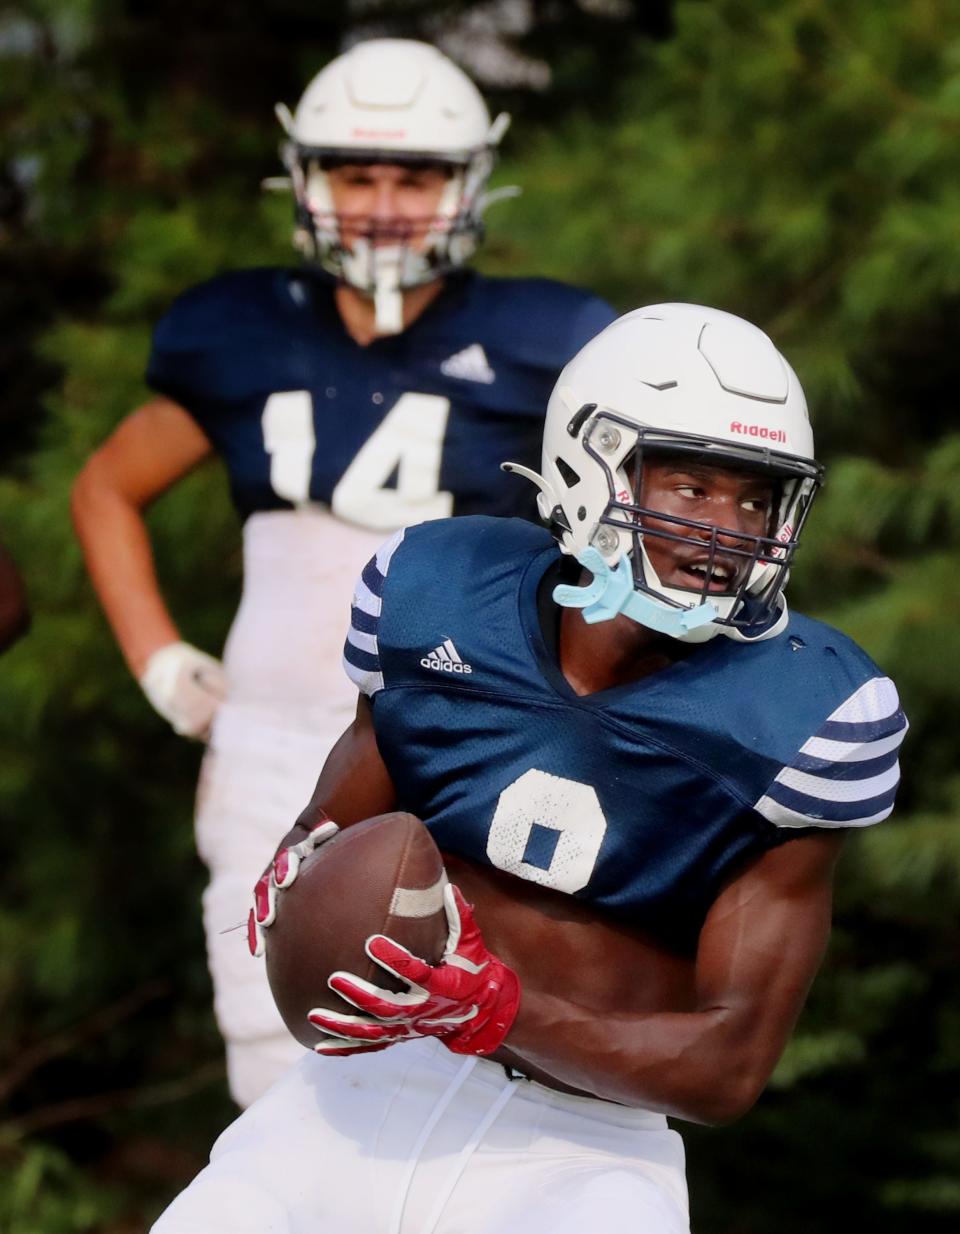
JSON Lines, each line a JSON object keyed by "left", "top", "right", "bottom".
{"left": 139, "top": 640, "right": 228, "bottom": 736}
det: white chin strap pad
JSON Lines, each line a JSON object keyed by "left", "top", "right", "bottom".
{"left": 341, "top": 240, "right": 409, "bottom": 336}
{"left": 374, "top": 282, "right": 404, "bottom": 334}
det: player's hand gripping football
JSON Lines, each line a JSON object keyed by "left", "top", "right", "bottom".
{"left": 308, "top": 884, "right": 521, "bottom": 1058}
{"left": 246, "top": 818, "right": 340, "bottom": 958}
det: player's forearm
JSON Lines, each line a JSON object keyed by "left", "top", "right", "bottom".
{"left": 505, "top": 991, "right": 779, "bottom": 1125}
{"left": 501, "top": 831, "right": 840, "bottom": 1123}
{"left": 71, "top": 472, "right": 180, "bottom": 675}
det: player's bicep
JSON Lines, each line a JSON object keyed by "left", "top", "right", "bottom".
{"left": 78, "top": 397, "right": 213, "bottom": 508}
{"left": 292, "top": 696, "right": 397, "bottom": 837}
{"left": 694, "top": 831, "right": 844, "bottom": 1075}
{"left": 283, "top": 529, "right": 404, "bottom": 842}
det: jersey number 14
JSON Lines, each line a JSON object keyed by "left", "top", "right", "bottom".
{"left": 261, "top": 390, "right": 454, "bottom": 530}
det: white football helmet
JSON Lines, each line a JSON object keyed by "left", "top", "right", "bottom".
{"left": 276, "top": 38, "right": 510, "bottom": 332}
{"left": 505, "top": 304, "right": 823, "bottom": 643}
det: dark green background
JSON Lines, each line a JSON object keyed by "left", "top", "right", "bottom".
{"left": 2, "top": 2, "right": 959, "bottom": 1230}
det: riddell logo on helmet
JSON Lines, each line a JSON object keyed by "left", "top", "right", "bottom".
{"left": 352, "top": 127, "right": 408, "bottom": 140}
{"left": 730, "top": 422, "right": 787, "bottom": 443}
{"left": 770, "top": 522, "right": 793, "bottom": 559}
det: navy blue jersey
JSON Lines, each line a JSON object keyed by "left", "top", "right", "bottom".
{"left": 146, "top": 268, "right": 616, "bottom": 525}
{"left": 343, "top": 518, "right": 908, "bottom": 948}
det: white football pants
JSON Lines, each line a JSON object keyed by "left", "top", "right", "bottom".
{"left": 195, "top": 511, "right": 394, "bottom": 1105}
{"left": 195, "top": 701, "right": 350, "bottom": 1107}
{"left": 197, "top": 509, "right": 385, "bottom": 1106}
{"left": 151, "top": 1038, "right": 690, "bottom": 1234}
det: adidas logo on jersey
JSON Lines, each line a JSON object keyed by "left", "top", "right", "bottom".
{"left": 421, "top": 638, "right": 473, "bottom": 675}
{"left": 440, "top": 344, "right": 496, "bottom": 385}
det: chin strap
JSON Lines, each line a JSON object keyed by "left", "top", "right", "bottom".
{"left": 369, "top": 243, "right": 405, "bottom": 335}
{"left": 719, "top": 596, "right": 790, "bottom": 643}
{"left": 374, "top": 282, "right": 404, "bottom": 334}
{"left": 339, "top": 239, "right": 407, "bottom": 335}
{"left": 553, "top": 548, "right": 719, "bottom": 636}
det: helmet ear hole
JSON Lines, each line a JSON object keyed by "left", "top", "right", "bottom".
{"left": 555, "top": 457, "right": 581, "bottom": 488}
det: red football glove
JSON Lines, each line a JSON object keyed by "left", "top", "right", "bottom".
{"left": 309, "top": 884, "right": 520, "bottom": 1057}
{"left": 247, "top": 818, "right": 340, "bottom": 957}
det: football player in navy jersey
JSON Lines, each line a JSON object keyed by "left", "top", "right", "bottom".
{"left": 71, "top": 37, "right": 616, "bottom": 1107}
{"left": 150, "top": 305, "right": 906, "bottom": 1234}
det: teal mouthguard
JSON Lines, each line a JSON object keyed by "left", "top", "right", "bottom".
{"left": 553, "top": 547, "right": 718, "bottom": 635}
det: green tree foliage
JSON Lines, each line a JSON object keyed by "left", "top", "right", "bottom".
{"left": 2, "top": 1, "right": 958, "bottom": 1230}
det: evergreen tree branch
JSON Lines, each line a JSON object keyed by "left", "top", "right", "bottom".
{"left": 0, "top": 979, "right": 170, "bottom": 1105}
{"left": 0, "top": 1060, "right": 226, "bottom": 1139}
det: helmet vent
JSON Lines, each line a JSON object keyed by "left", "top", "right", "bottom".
{"left": 555, "top": 457, "right": 581, "bottom": 488}
{"left": 566, "top": 403, "right": 596, "bottom": 438}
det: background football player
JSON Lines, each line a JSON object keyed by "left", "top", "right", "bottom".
{"left": 151, "top": 304, "right": 907, "bottom": 1234}
{"left": 71, "top": 38, "right": 616, "bottom": 1108}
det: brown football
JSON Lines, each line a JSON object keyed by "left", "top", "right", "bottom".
{"left": 265, "top": 812, "right": 448, "bottom": 1049}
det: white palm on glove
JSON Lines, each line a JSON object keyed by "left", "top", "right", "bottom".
{"left": 139, "top": 640, "right": 228, "bottom": 739}
{"left": 247, "top": 819, "right": 340, "bottom": 958}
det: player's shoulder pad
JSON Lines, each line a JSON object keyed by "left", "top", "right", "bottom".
{"left": 751, "top": 611, "right": 908, "bottom": 832}
{"left": 150, "top": 267, "right": 294, "bottom": 355}
{"left": 467, "top": 274, "right": 618, "bottom": 368}
{"left": 396, "top": 513, "right": 551, "bottom": 572}
{"left": 342, "top": 517, "right": 552, "bottom": 698}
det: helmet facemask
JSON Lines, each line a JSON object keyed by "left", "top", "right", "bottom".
{"left": 284, "top": 146, "right": 495, "bottom": 333}
{"left": 581, "top": 413, "right": 823, "bottom": 641}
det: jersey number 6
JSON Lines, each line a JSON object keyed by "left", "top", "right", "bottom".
{"left": 261, "top": 390, "right": 454, "bottom": 530}
{"left": 486, "top": 769, "right": 608, "bottom": 895}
